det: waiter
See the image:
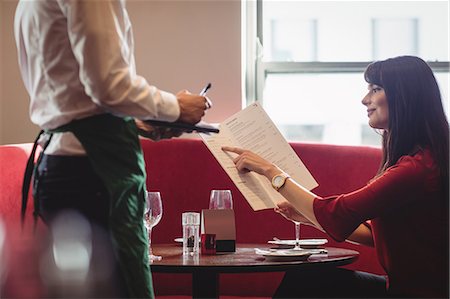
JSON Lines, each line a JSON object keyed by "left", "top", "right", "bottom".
{"left": 14, "top": 1, "right": 210, "bottom": 297}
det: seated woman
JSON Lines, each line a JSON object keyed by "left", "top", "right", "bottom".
{"left": 223, "top": 56, "right": 449, "bottom": 298}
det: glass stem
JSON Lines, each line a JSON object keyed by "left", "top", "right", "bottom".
{"left": 295, "top": 222, "right": 301, "bottom": 249}
{"left": 148, "top": 227, "right": 153, "bottom": 256}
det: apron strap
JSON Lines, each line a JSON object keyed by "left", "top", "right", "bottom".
{"left": 21, "top": 130, "right": 52, "bottom": 228}
{"left": 21, "top": 130, "right": 43, "bottom": 226}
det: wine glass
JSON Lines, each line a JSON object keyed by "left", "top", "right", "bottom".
{"left": 209, "top": 189, "right": 233, "bottom": 209}
{"left": 144, "top": 191, "right": 163, "bottom": 261}
{"left": 292, "top": 220, "right": 302, "bottom": 250}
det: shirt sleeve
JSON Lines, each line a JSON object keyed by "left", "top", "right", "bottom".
{"left": 57, "top": 0, "right": 179, "bottom": 121}
{"left": 313, "top": 154, "right": 432, "bottom": 242}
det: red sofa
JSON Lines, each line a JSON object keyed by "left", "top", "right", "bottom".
{"left": 0, "top": 138, "right": 385, "bottom": 298}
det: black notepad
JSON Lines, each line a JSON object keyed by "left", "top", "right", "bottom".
{"left": 144, "top": 120, "right": 219, "bottom": 134}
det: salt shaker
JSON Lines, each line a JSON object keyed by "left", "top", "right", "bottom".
{"left": 182, "top": 212, "right": 200, "bottom": 256}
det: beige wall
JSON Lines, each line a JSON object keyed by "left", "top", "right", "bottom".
{"left": 1, "top": 0, "right": 34, "bottom": 145}
{"left": 0, "top": 0, "right": 242, "bottom": 145}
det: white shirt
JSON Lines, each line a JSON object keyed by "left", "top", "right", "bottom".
{"left": 14, "top": 0, "right": 180, "bottom": 155}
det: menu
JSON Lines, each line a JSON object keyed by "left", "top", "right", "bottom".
{"left": 201, "top": 103, "right": 318, "bottom": 211}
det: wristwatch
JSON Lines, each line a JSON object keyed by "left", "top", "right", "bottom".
{"left": 271, "top": 173, "right": 291, "bottom": 191}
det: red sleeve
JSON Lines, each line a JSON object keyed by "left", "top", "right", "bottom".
{"left": 313, "top": 153, "right": 434, "bottom": 242}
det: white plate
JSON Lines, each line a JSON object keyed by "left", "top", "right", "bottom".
{"left": 256, "top": 249, "right": 313, "bottom": 262}
{"left": 268, "top": 239, "right": 328, "bottom": 248}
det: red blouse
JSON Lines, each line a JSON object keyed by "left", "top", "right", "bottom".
{"left": 314, "top": 149, "right": 448, "bottom": 297}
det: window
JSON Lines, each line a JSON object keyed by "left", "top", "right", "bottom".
{"left": 243, "top": 1, "right": 449, "bottom": 146}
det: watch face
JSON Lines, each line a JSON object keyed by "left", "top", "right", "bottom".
{"left": 273, "top": 175, "right": 284, "bottom": 187}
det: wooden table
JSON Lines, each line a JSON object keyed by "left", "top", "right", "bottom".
{"left": 151, "top": 244, "right": 359, "bottom": 298}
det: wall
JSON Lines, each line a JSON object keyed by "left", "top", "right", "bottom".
{"left": 0, "top": 0, "right": 242, "bottom": 145}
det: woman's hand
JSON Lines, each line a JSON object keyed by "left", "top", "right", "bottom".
{"left": 221, "top": 146, "right": 282, "bottom": 179}
{"left": 275, "top": 201, "right": 312, "bottom": 225}
{"left": 222, "top": 146, "right": 321, "bottom": 230}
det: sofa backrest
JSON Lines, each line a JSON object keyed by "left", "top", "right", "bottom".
{"left": 0, "top": 138, "right": 385, "bottom": 296}
{"left": 141, "top": 138, "right": 382, "bottom": 232}
{"left": 0, "top": 143, "right": 36, "bottom": 229}
{"left": 140, "top": 138, "right": 384, "bottom": 275}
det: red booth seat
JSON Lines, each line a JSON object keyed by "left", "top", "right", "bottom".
{"left": 0, "top": 138, "right": 384, "bottom": 298}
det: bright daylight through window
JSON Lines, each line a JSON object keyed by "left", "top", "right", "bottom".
{"left": 244, "top": 1, "right": 449, "bottom": 146}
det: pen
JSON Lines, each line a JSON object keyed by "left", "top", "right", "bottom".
{"left": 200, "top": 82, "right": 212, "bottom": 96}
{"left": 200, "top": 82, "right": 213, "bottom": 109}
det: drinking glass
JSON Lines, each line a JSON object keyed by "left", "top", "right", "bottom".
{"left": 292, "top": 220, "right": 302, "bottom": 250}
{"left": 182, "top": 212, "right": 200, "bottom": 256}
{"left": 144, "top": 191, "right": 163, "bottom": 261}
{"left": 209, "top": 189, "right": 233, "bottom": 209}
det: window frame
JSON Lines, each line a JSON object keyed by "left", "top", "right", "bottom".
{"left": 244, "top": 0, "right": 450, "bottom": 106}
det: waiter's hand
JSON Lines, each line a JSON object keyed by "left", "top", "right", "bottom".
{"left": 135, "top": 119, "right": 183, "bottom": 141}
{"left": 176, "top": 90, "right": 209, "bottom": 124}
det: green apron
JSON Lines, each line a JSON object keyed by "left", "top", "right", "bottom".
{"left": 41, "top": 114, "right": 153, "bottom": 298}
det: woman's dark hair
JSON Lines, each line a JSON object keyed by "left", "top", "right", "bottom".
{"left": 364, "top": 56, "right": 449, "bottom": 193}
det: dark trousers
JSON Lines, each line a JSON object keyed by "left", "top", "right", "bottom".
{"left": 273, "top": 267, "right": 388, "bottom": 298}
{"left": 35, "top": 155, "right": 110, "bottom": 226}
{"left": 35, "top": 154, "right": 128, "bottom": 298}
